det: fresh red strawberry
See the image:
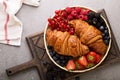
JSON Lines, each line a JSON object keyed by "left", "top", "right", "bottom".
{"left": 95, "top": 54, "right": 101, "bottom": 63}
{"left": 86, "top": 63, "right": 95, "bottom": 68}
{"left": 78, "top": 56, "right": 88, "bottom": 67}
{"left": 75, "top": 61, "right": 85, "bottom": 70}
{"left": 87, "top": 51, "right": 97, "bottom": 63}
{"left": 66, "top": 60, "right": 76, "bottom": 70}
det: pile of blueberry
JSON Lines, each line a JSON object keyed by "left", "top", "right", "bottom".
{"left": 87, "top": 11, "right": 110, "bottom": 45}
{"left": 47, "top": 46, "right": 73, "bottom": 66}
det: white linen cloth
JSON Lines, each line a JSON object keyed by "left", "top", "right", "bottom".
{"left": 0, "top": 0, "right": 40, "bottom": 46}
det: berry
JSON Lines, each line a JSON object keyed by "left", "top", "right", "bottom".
{"left": 88, "top": 11, "right": 95, "bottom": 19}
{"left": 75, "top": 61, "right": 85, "bottom": 70}
{"left": 95, "top": 54, "right": 101, "bottom": 63}
{"left": 53, "top": 14, "right": 59, "bottom": 18}
{"left": 75, "top": 7, "right": 81, "bottom": 13}
{"left": 96, "top": 22, "right": 101, "bottom": 28}
{"left": 48, "top": 18, "right": 52, "bottom": 22}
{"left": 61, "top": 11, "right": 67, "bottom": 18}
{"left": 99, "top": 26, "right": 104, "bottom": 32}
{"left": 82, "top": 9, "right": 90, "bottom": 15}
{"left": 104, "top": 30, "right": 108, "bottom": 35}
{"left": 65, "top": 7, "right": 72, "bottom": 14}
{"left": 78, "top": 56, "right": 88, "bottom": 67}
{"left": 104, "top": 39, "right": 109, "bottom": 45}
{"left": 95, "top": 13, "right": 100, "bottom": 18}
{"left": 86, "top": 63, "right": 95, "bottom": 68}
{"left": 104, "top": 26, "right": 108, "bottom": 30}
{"left": 71, "top": 10, "right": 77, "bottom": 17}
{"left": 53, "top": 56, "right": 58, "bottom": 61}
{"left": 56, "top": 27, "right": 60, "bottom": 31}
{"left": 83, "top": 15, "right": 88, "bottom": 21}
{"left": 56, "top": 60, "right": 60, "bottom": 65}
{"left": 99, "top": 18, "right": 104, "bottom": 24}
{"left": 60, "top": 56, "right": 64, "bottom": 60}
{"left": 69, "top": 29, "right": 74, "bottom": 35}
{"left": 49, "top": 51, "right": 54, "bottom": 57}
{"left": 88, "top": 20, "right": 92, "bottom": 25}
{"left": 56, "top": 17, "right": 62, "bottom": 22}
{"left": 87, "top": 51, "right": 97, "bottom": 63}
{"left": 47, "top": 46, "right": 53, "bottom": 50}
{"left": 48, "top": 23, "right": 52, "bottom": 27}
{"left": 102, "top": 33, "right": 105, "bottom": 38}
{"left": 66, "top": 60, "right": 76, "bottom": 70}
{"left": 78, "top": 15, "right": 84, "bottom": 20}
{"left": 55, "top": 54, "right": 60, "bottom": 59}
{"left": 55, "top": 10, "right": 61, "bottom": 14}
{"left": 67, "top": 14, "right": 73, "bottom": 20}
{"left": 80, "top": 9, "right": 88, "bottom": 15}
{"left": 92, "top": 18, "right": 98, "bottom": 25}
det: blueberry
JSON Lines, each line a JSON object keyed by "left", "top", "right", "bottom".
{"left": 56, "top": 60, "right": 60, "bottom": 65}
{"left": 64, "top": 56, "right": 69, "bottom": 60}
{"left": 104, "top": 40, "right": 109, "bottom": 45}
{"left": 53, "top": 56, "right": 58, "bottom": 61}
{"left": 88, "top": 12, "right": 95, "bottom": 19}
{"left": 88, "top": 20, "right": 92, "bottom": 25}
{"left": 60, "top": 56, "right": 64, "bottom": 60}
{"left": 55, "top": 54, "right": 60, "bottom": 59}
{"left": 60, "top": 62, "right": 65, "bottom": 66}
{"left": 99, "top": 26, "right": 104, "bottom": 32}
{"left": 103, "top": 36, "right": 108, "bottom": 40}
{"left": 107, "top": 36, "right": 110, "bottom": 40}
{"left": 47, "top": 46, "right": 53, "bottom": 50}
{"left": 95, "top": 13, "right": 100, "bottom": 18}
{"left": 49, "top": 51, "right": 54, "bottom": 57}
{"left": 92, "top": 18, "right": 98, "bottom": 25}
{"left": 61, "top": 60, "right": 66, "bottom": 64}
{"left": 52, "top": 51, "right": 56, "bottom": 55}
{"left": 102, "top": 33, "right": 105, "bottom": 38}
{"left": 104, "top": 26, "right": 108, "bottom": 30}
{"left": 99, "top": 18, "right": 104, "bottom": 24}
{"left": 104, "top": 30, "right": 109, "bottom": 35}
{"left": 96, "top": 22, "right": 101, "bottom": 28}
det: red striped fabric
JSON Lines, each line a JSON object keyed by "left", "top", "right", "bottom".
{"left": 3, "top": 0, "right": 10, "bottom": 44}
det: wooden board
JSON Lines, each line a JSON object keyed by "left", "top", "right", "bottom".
{"left": 6, "top": 9, "right": 120, "bottom": 80}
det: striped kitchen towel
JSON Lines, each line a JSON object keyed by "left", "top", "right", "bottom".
{"left": 0, "top": 0, "right": 40, "bottom": 46}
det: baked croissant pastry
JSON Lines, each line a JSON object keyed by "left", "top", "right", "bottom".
{"left": 70, "top": 19, "right": 107, "bottom": 55}
{"left": 46, "top": 29, "right": 89, "bottom": 57}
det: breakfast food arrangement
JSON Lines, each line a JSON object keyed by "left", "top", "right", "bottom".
{"left": 44, "top": 7, "right": 111, "bottom": 72}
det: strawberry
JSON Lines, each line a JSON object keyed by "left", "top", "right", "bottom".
{"left": 95, "top": 54, "right": 101, "bottom": 63}
{"left": 87, "top": 51, "right": 97, "bottom": 63}
{"left": 75, "top": 61, "right": 85, "bottom": 70}
{"left": 86, "top": 63, "right": 95, "bottom": 68}
{"left": 78, "top": 56, "right": 88, "bottom": 67}
{"left": 66, "top": 60, "right": 76, "bottom": 70}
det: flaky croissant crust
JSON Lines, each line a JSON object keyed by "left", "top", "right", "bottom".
{"left": 46, "top": 19, "right": 107, "bottom": 57}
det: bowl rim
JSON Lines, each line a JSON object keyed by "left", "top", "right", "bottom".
{"left": 44, "top": 6, "right": 112, "bottom": 73}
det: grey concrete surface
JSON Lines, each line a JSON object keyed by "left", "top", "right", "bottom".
{"left": 0, "top": 0, "right": 120, "bottom": 80}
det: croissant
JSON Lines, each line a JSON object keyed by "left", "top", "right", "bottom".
{"left": 70, "top": 19, "right": 107, "bottom": 55}
{"left": 46, "top": 29, "right": 89, "bottom": 57}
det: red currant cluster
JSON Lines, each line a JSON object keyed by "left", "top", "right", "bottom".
{"left": 48, "top": 7, "right": 90, "bottom": 35}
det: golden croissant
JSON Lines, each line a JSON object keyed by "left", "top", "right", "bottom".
{"left": 70, "top": 19, "right": 107, "bottom": 55}
{"left": 46, "top": 19, "right": 107, "bottom": 57}
{"left": 46, "top": 29, "right": 89, "bottom": 57}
